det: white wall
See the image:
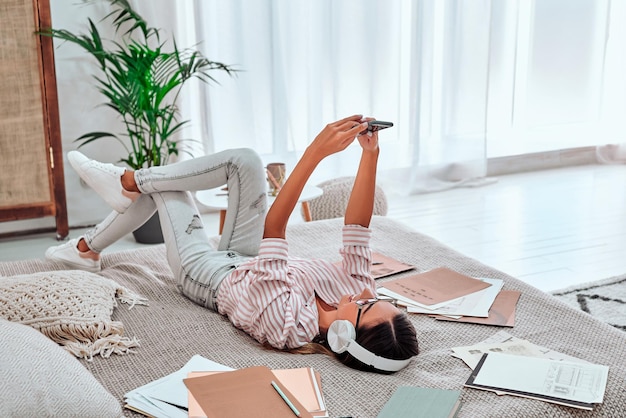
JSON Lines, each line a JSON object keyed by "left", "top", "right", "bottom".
{"left": 50, "top": 1, "right": 125, "bottom": 229}
{"left": 0, "top": 1, "right": 182, "bottom": 235}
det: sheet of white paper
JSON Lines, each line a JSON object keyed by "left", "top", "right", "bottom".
{"left": 124, "top": 394, "right": 165, "bottom": 418}
{"left": 123, "top": 354, "right": 233, "bottom": 416}
{"left": 406, "top": 278, "right": 503, "bottom": 317}
{"left": 125, "top": 393, "right": 188, "bottom": 418}
{"left": 377, "top": 287, "right": 469, "bottom": 310}
{"left": 479, "top": 330, "right": 519, "bottom": 344}
{"left": 455, "top": 331, "right": 591, "bottom": 367}
{"left": 472, "top": 352, "right": 608, "bottom": 404}
{"left": 452, "top": 339, "right": 547, "bottom": 369}
{"left": 143, "top": 355, "right": 233, "bottom": 408}
{"left": 531, "top": 345, "right": 592, "bottom": 364}
{"left": 308, "top": 367, "right": 326, "bottom": 412}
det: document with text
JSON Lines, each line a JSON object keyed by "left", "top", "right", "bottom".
{"left": 465, "top": 352, "right": 609, "bottom": 410}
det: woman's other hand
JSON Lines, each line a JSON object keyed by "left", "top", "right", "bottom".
{"left": 357, "top": 117, "right": 380, "bottom": 153}
{"left": 306, "top": 115, "right": 367, "bottom": 161}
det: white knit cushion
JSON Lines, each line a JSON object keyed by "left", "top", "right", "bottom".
{"left": 307, "top": 176, "right": 388, "bottom": 221}
{"left": 0, "top": 318, "right": 122, "bottom": 417}
{"left": 0, "top": 270, "right": 147, "bottom": 360}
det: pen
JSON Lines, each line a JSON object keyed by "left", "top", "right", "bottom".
{"left": 271, "top": 380, "right": 301, "bottom": 417}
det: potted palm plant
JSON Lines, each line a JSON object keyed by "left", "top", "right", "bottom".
{"left": 40, "top": 0, "right": 237, "bottom": 243}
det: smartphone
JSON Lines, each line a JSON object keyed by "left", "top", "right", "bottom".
{"left": 361, "top": 120, "right": 394, "bottom": 135}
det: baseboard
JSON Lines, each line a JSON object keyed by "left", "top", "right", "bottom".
{"left": 487, "top": 146, "right": 598, "bottom": 176}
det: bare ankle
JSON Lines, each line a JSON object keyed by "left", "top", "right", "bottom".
{"left": 76, "top": 238, "right": 100, "bottom": 260}
{"left": 77, "top": 238, "right": 92, "bottom": 253}
{"left": 121, "top": 171, "right": 140, "bottom": 193}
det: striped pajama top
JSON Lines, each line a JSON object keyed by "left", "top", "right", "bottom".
{"left": 217, "top": 224, "right": 376, "bottom": 349}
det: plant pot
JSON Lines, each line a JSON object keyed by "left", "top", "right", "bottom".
{"left": 132, "top": 212, "right": 164, "bottom": 244}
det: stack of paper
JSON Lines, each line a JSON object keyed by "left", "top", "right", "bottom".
{"left": 464, "top": 352, "right": 609, "bottom": 411}
{"left": 124, "top": 355, "right": 232, "bottom": 418}
{"left": 123, "top": 355, "right": 328, "bottom": 418}
{"left": 186, "top": 367, "right": 327, "bottom": 418}
{"left": 451, "top": 330, "right": 591, "bottom": 370}
{"left": 378, "top": 267, "right": 520, "bottom": 327}
{"left": 272, "top": 368, "right": 327, "bottom": 417}
{"left": 453, "top": 331, "right": 609, "bottom": 410}
{"left": 184, "top": 366, "right": 314, "bottom": 418}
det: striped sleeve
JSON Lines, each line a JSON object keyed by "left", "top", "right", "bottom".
{"left": 257, "top": 238, "right": 289, "bottom": 261}
{"left": 339, "top": 224, "right": 373, "bottom": 283}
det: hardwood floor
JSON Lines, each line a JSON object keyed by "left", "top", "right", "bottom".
{"left": 385, "top": 163, "right": 626, "bottom": 292}
{"left": 1, "top": 163, "right": 625, "bottom": 293}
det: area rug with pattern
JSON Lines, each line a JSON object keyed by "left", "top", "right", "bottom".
{"left": 551, "top": 274, "right": 626, "bottom": 331}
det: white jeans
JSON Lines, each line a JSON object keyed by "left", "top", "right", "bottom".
{"left": 83, "top": 148, "right": 268, "bottom": 311}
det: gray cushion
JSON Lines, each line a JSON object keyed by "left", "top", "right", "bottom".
{"left": 0, "top": 318, "right": 122, "bottom": 418}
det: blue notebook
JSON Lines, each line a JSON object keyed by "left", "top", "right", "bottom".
{"left": 377, "top": 386, "right": 462, "bottom": 418}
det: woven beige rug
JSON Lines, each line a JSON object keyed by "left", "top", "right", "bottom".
{"left": 3, "top": 217, "right": 626, "bottom": 417}
{"left": 551, "top": 275, "right": 626, "bottom": 331}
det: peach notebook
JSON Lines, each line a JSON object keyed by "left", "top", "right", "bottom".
{"left": 370, "top": 252, "right": 415, "bottom": 280}
{"left": 432, "top": 290, "right": 522, "bottom": 327}
{"left": 381, "top": 267, "right": 492, "bottom": 307}
{"left": 185, "top": 366, "right": 326, "bottom": 418}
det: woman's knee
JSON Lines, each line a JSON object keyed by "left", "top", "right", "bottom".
{"left": 232, "top": 148, "right": 264, "bottom": 172}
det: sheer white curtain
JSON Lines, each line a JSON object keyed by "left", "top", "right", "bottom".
{"left": 139, "top": 0, "right": 626, "bottom": 196}
{"left": 138, "top": 0, "right": 492, "bottom": 192}
{"left": 405, "top": 1, "right": 493, "bottom": 193}
{"left": 191, "top": 0, "right": 417, "bottom": 187}
{"left": 48, "top": 0, "right": 625, "bottom": 229}
{"left": 55, "top": 0, "right": 626, "bottom": 214}
{"left": 595, "top": 0, "right": 626, "bottom": 164}
{"left": 487, "top": 0, "right": 614, "bottom": 158}
{"left": 487, "top": 0, "right": 626, "bottom": 164}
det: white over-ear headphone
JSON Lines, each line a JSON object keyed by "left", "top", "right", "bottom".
{"left": 326, "top": 319, "right": 411, "bottom": 372}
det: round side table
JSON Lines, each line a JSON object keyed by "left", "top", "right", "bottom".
{"left": 196, "top": 185, "right": 323, "bottom": 234}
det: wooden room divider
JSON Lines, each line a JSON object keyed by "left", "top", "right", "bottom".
{"left": 0, "top": 0, "right": 68, "bottom": 240}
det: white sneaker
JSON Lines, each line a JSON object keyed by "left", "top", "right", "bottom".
{"left": 68, "top": 151, "right": 139, "bottom": 213}
{"left": 45, "top": 238, "right": 101, "bottom": 272}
